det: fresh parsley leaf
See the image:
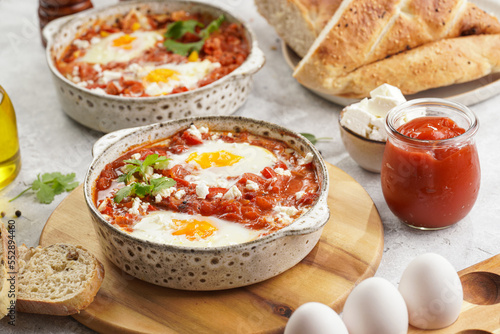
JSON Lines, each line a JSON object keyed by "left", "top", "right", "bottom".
{"left": 300, "top": 133, "right": 333, "bottom": 145}
{"left": 113, "top": 154, "right": 176, "bottom": 203}
{"left": 114, "top": 186, "right": 133, "bottom": 203}
{"left": 166, "top": 20, "right": 203, "bottom": 40}
{"left": 9, "top": 172, "right": 79, "bottom": 204}
{"left": 163, "top": 15, "right": 225, "bottom": 56}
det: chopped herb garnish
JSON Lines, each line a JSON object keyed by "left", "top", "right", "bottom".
{"left": 300, "top": 133, "right": 333, "bottom": 145}
{"left": 114, "top": 154, "right": 176, "bottom": 203}
{"left": 9, "top": 172, "right": 79, "bottom": 204}
{"left": 163, "top": 15, "right": 225, "bottom": 56}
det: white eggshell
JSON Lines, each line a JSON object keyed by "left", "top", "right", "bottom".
{"left": 398, "top": 253, "right": 463, "bottom": 329}
{"left": 284, "top": 302, "right": 348, "bottom": 334}
{"left": 342, "top": 277, "right": 408, "bottom": 334}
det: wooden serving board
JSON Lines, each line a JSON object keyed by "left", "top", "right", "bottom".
{"left": 40, "top": 163, "right": 384, "bottom": 334}
{"left": 409, "top": 254, "right": 500, "bottom": 334}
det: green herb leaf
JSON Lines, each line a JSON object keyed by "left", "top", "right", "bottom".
{"left": 114, "top": 186, "right": 133, "bottom": 203}
{"left": 163, "top": 15, "right": 225, "bottom": 56}
{"left": 165, "top": 20, "right": 203, "bottom": 40}
{"left": 300, "top": 133, "right": 333, "bottom": 145}
{"left": 9, "top": 172, "right": 79, "bottom": 204}
{"left": 113, "top": 155, "right": 175, "bottom": 203}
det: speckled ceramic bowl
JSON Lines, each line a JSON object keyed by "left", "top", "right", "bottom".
{"left": 43, "top": 1, "right": 265, "bottom": 133}
{"left": 84, "top": 116, "right": 330, "bottom": 290}
{"left": 338, "top": 109, "right": 386, "bottom": 173}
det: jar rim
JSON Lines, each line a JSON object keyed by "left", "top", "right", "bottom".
{"left": 385, "top": 98, "right": 479, "bottom": 145}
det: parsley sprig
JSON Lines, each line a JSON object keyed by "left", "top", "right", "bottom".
{"left": 300, "top": 133, "right": 333, "bottom": 145}
{"left": 114, "top": 154, "right": 176, "bottom": 203}
{"left": 163, "top": 15, "right": 225, "bottom": 56}
{"left": 10, "top": 172, "right": 79, "bottom": 204}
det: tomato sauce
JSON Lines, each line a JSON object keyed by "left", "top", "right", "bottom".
{"left": 94, "top": 127, "right": 320, "bottom": 235}
{"left": 55, "top": 10, "right": 249, "bottom": 97}
{"left": 381, "top": 116, "right": 480, "bottom": 229}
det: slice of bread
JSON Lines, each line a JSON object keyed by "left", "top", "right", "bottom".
{"left": 255, "top": 0, "right": 342, "bottom": 57}
{"left": 16, "top": 243, "right": 104, "bottom": 315}
{"left": 0, "top": 222, "right": 16, "bottom": 319}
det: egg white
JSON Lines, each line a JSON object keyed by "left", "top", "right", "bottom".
{"left": 138, "top": 60, "right": 221, "bottom": 96}
{"left": 168, "top": 140, "right": 277, "bottom": 188}
{"left": 130, "top": 211, "right": 261, "bottom": 247}
{"left": 81, "top": 31, "right": 162, "bottom": 64}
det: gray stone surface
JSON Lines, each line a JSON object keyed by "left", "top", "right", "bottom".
{"left": 0, "top": 0, "right": 499, "bottom": 332}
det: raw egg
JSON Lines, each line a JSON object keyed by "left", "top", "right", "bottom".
{"left": 398, "top": 253, "right": 463, "bottom": 329}
{"left": 342, "top": 277, "right": 408, "bottom": 334}
{"left": 284, "top": 302, "right": 348, "bottom": 334}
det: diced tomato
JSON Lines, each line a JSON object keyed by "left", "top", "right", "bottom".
{"left": 181, "top": 131, "right": 203, "bottom": 146}
{"left": 261, "top": 167, "right": 276, "bottom": 179}
{"left": 241, "top": 206, "right": 260, "bottom": 220}
{"left": 255, "top": 196, "right": 275, "bottom": 211}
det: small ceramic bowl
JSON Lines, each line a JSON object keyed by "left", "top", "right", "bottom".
{"left": 338, "top": 110, "right": 386, "bottom": 173}
{"left": 84, "top": 116, "right": 330, "bottom": 290}
{"left": 43, "top": 0, "right": 265, "bottom": 133}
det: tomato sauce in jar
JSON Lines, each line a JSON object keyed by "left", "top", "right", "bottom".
{"left": 381, "top": 99, "right": 480, "bottom": 229}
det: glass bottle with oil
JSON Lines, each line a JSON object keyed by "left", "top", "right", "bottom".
{"left": 0, "top": 86, "right": 21, "bottom": 189}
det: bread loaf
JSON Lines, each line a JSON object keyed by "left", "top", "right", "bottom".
{"left": 255, "top": 0, "right": 341, "bottom": 57}
{"left": 16, "top": 243, "right": 104, "bottom": 315}
{"left": 293, "top": 0, "right": 500, "bottom": 97}
{"left": 329, "top": 34, "right": 500, "bottom": 98}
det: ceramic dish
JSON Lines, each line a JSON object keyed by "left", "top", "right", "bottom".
{"left": 338, "top": 110, "right": 386, "bottom": 173}
{"left": 84, "top": 116, "right": 330, "bottom": 290}
{"left": 281, "top": 0, "right": 500, "bottom": 107}
{"left": 43, "top": 0, "right": 265, "bottom": 133}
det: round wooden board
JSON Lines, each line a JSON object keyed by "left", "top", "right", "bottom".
{"left": 40, "top": 163, "right": 384, "bottom": 334}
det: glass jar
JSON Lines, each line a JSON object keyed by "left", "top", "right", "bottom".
{"left": 0, "top": 86, "right": 21, "bottom": 189}
{"left": 381, "top": 98, "right": 480, "bottom": 230}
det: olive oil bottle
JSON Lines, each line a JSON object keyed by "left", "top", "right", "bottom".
{"left": 0, "top": 86, "right": 21, "bottom": 189}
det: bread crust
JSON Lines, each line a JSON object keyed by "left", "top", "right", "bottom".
{"left": 16, "top": 243, "right": 105, "bottom": 316}
{"left": 255, "top": 0, "right": 341, "bottom": 57}
{"left": 293, "top": 0, "right": 500, "bottom": 97}
{"left": 330, "top": 34, "right": 500, "bottom": 98}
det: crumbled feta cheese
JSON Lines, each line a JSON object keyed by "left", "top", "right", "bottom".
{"left": 227, "top": 132, "right": 233, "bottom": 138}
{"left": 196, "top": 183, "right": 210, "bottom": 199}
{"left": 91, "top": 87, "right": 107, "bottom": 95}
{"left": 187, "top": 124, "right": 203, "bottom": 140}
{"left": 245, "top": 180, "right": 259, "bottom": 191}
{"left": 90, "top": 36, "right": 101, "bottom": 45}
{"left": 76, "top": 81, "right": 88, "bottom": 88}
{"left": 144, "top": 166, "right": 154, "bottom": 179}
{"left": 151, "top": 173, "right": 163, "bottom": 180}
{"left": 295, "top": 191, "right": 305, "bottom": 200}
{"left": 101, "top": 70, "right": 122, "bottom": 84}
{"left": 93, "top": 64, "right": 102, "bottom": 73}
{"left": 155, "top": 194, "right": 163, "bottom": 203}
{"left": 129, "top": 197, "right": 142, "bottom": 215}
{"left": 72, "top": 66, "right": 79, "bottom": 76}
{"left": 210, "top": 134, "right": 219, "bottom": 141}
{"left": 73, "top": 39, "right": 90, "bottom": 49}
{"left": 72, "top": 76, "right": 81, "bottom": 83}
{"left": 214, "top": 193, "right": 223, "bottom": 199}
{"left": 340, "top": 84, "right": 406, "bottom": 141}
{"left": 299, "top": 152, "right": 313, "bottom": 165}
{"left": 273, "top": 205, "right": 300, "bottom": 224}
{"left": 127, "top": 63, "right": 141, "bottom": 73}
{"left": 174, "top": 189, "right": 186, "bottom": 199}
{"left": 131, "top": 153, "right": 141, "bottom": 160}
{"left": 199, "top": 126, "right": 209, "bottom": 134}
{"left": 97, "top": 198, "right": 109, "bottom": 212}
{"left": 222, "top": 185, "right": 242, "bottom": 200}
{"left": 155, "top": 186, "right": 177, "bottom": 198}
{"left": 274, "top": 167, "right": 291, "bottom": 176}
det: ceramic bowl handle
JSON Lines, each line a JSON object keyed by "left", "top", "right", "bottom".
{"left": 92, "top": 127, "right": 138, "bottom": 158}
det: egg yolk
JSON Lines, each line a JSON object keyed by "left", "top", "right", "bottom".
{"left": 112, "top": 34, "right": 137, "bottom": 49}
{"left": 171, "top": 219, "right": 217, "bottom": 240}
{"left": 144, "top": 68, "right": 180, "bottom": 83}
{"left": 186, "top": 151, "right": 243, "bottom": 169}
